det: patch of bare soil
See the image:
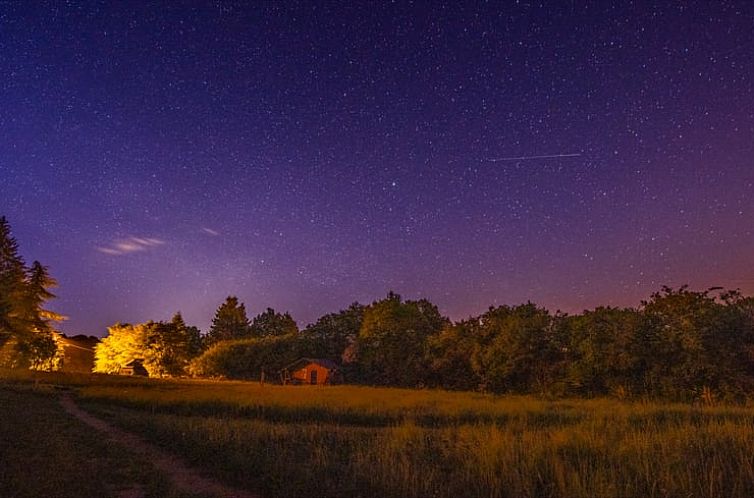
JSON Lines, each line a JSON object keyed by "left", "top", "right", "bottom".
{"left": 59, "top": 395, "right": 259, "bottom": 498}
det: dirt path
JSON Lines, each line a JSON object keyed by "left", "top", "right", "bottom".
{"left": 59, "top": 395, "right": 260, "bottom": 498}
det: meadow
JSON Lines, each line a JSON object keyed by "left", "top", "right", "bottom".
{"left": 0, "top": 378, "right": 198, "bottom": 498}
{"left": 2, "top": 370, "right": 754, "bottom": 498}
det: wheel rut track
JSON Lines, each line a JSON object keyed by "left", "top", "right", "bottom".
{"left": 59, "top": 394, "right": 260, "bottom": 498}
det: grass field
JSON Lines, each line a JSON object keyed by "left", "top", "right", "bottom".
{"left": 3, "top": 370, "right": 754, "bottom": 498}
{"left": 0, "top": 381, "right": 198, "bottom": 498}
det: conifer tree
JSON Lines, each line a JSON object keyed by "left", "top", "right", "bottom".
{"left": 204, "top": 296, "right": 251, "bottom": 346}
{"left": 25, "top": 261, "right": 65, "bottom": 331}
{"left": 0, "top": 217, "right": 64, "bottom": 369}
{"left": 0, "top": 216, "right": 28, "bottom": 343}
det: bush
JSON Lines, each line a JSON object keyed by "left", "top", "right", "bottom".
{"left": 189, "top": 334, "right": 319, "bottom": 380}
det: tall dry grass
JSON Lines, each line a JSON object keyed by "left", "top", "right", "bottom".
{"left": 69, "top": 377, "right": 754, "bottom": 498}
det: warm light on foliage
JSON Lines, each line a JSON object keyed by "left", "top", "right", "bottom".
{"left": 93, "top": 323, "right": 151, "bottom": 374}
{"left": 93, "top": 314, "right": 201, "bottom": 377}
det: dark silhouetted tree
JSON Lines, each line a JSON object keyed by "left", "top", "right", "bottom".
{"left": 204, "top": 296, "right": 250, "bottom": 346}
{"left": 303, "top": 302, "right": 364, "bottom": 361}
{"left": 144, "top": 312, "right": 200, "bottom": 377}
{"left": 562, "top": 307, "right": 641, "bottom": 396}
{"left": 470, "top": 303, "right": 560, "bottom": 394}
{"left": 356, "top": 292, "right": 447, "bottom": 387}
{"left": 24, "top": 261, "right": 65, "bottom": 331}
{"left": 636, "top": 286, "right": 754, "bottom": 400}
{"left": 426, "top": 319, "right": 482, "bottom": 391}
{"left": 249, "top": 307, "right": 298, "bottom": 337}
{"left": 0, "top": 218, "right": 63, "bottom": 369}
{"left": 0, "top": 216, "right": 28, "bottom": 346}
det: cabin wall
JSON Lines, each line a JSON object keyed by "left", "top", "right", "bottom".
{"left": 291, "top": 363, "right": 331, "bottom": 385}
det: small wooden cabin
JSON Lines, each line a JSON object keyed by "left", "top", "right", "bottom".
{"left": 280, "top": 358, "right": 341, "bottom": 385}
{"left": 120, "top": 358, "right": 148, "bottom": 376}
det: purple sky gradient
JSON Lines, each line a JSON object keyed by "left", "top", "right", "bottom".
{"left": 2, "top": 2, "right": 753, "bottom": 335}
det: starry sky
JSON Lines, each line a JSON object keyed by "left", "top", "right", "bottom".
{"left": 1, "top": 2, "right": 753, "bottom": 336}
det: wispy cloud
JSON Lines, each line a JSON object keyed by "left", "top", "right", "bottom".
{"left": 201, "top": 227, "right": 220, "bottom": 236}
{"left": 96, "top": 236, "right": 165, "bottom": 256}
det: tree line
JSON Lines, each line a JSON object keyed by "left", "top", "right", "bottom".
{"left": 2, "top": 216, "right": 754, "bottom": 401}
{"left": 95, "top": 287, "right": 754, "bottom": 403}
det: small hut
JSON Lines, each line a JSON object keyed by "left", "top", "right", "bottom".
{"left": 120, "top": 358, "right": 148, "bottom": 376}
{"left": 280, "top": 358, "right": 341, "bottom": 385}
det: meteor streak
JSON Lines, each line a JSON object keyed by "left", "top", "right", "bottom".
{"left": 486, "top": 153, "right": 582, "bottom": 162}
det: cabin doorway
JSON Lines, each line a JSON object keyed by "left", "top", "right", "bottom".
{"left": 309, "top": 370, "right": 318, "bottom": 384}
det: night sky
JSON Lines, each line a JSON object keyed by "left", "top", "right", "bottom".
{"left": 2, "top": 2, "right": 753, "bottom": 336}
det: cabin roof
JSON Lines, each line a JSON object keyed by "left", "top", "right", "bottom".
{"left": 281, "top": 357, "right": 339, "bottom": 372}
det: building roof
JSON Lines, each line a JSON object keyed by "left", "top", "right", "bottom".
{"left": 281, "top": 357, "right": 339, "bottom": 372}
